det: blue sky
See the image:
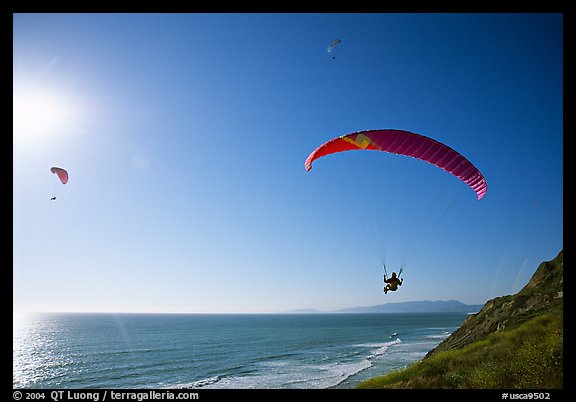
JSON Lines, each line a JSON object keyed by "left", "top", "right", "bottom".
{"left": 13, "top": 13, "right": 563, "bottom": 313}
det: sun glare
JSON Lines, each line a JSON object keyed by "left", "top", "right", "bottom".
{"left": 13, "top": 90, "right": 74, "bottom": 143}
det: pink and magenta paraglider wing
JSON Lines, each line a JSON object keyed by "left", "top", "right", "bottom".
{"left": 50, "top": 167, "right": 69, "bottom": 185}
{"left": 304, "top": 129, "right": 487, "bottom": 200}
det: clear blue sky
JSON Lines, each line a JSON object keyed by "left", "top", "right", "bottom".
{"left": 13, "top": 13, "right": 563, "bottom": 313}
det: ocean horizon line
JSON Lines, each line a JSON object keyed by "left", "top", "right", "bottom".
{"left": 14, "top": 299, "right": 484, "bottom": 316}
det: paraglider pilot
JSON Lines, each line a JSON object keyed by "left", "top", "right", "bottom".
{"left": 384, "top": 271, "right": 403, "bottom": 294}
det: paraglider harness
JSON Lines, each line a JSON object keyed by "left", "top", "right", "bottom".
{"left": 383, "top": 263, "right": 403, "bottom": 294}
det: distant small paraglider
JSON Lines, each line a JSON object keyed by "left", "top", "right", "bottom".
{"left": 51, "top": 167, "right": 68, "bottom": 185}
{"left": 327, "top": 39, "right": 341, "bottom": 59}
{"left": 50, "top": 166, "right": 68, "bottom": 200}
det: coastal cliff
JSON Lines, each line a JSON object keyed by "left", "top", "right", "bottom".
{"left": 357, "top": 250, "right": 563, "bottom": 389}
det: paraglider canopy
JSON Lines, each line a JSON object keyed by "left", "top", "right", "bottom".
{"left": 51, "top": 167, "right": 68, "bottom": 185}
{"left": 327, "top": 39, "right": 341, "bottom": 59}
{"left": 327, "top": 39, "right": 341, "bottom": 53}
{"left": 304, "top": 129, "right": 487, "bottom": 200}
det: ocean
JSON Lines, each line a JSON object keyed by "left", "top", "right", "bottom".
{"left": 13, "top": 312, "right": 469, "bottom": 389}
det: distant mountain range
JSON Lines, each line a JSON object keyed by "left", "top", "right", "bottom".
{"left": 286, "top": 300, "right": 483, "bottom": 314}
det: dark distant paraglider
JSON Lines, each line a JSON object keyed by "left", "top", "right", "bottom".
{"left": 304, "top": 129, "right": 487, "bottom": 200}
{"left": 327, "top": 39, "right": 341, "bottom": 59}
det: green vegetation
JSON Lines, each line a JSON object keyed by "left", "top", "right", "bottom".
{"left": 357, "top": 305, "right": 562, "bottom": 389}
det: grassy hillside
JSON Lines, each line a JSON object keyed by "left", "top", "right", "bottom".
{"left": 357, "top": 305, "right": 562, "bottom": 389}
{"left": 357, "top": 250, "right": 563, "bottom": 389}
{"left": 427, "top": 250, "right": 563, "bottom": 357}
